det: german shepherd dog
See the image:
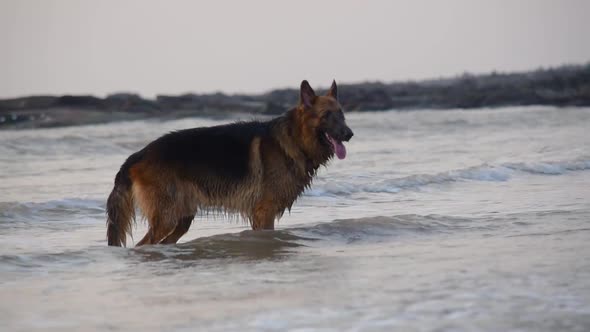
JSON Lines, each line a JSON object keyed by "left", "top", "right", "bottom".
{"left": 106, "top": 80, "right": 353, "bottom": 246}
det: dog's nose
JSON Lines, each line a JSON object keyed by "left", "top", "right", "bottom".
{"left": 343, "top": 128, "right": 354, "bottom": 141}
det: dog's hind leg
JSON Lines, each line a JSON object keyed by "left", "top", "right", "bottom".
{"left": 136, "top": 223, "right": 176, "bottom": 246}
{"left": 135, "top": 221, "right": 175, "bottom": 246}
{"left": 136, "top": 230, "right": 154, "bottom": 246}
{"left": 135, "top": 213, "right": 178, "bottom": 246}
{"left": 159, "top": 216, "right": 194, "bottom": 244}
{"left": 130, "top": 163, "right": 188, "bottom": 246}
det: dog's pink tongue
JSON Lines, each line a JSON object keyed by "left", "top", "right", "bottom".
{"left": 328, "top": 135, "right": 347, "bottom": 160}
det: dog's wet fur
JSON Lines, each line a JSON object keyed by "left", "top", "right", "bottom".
{"left": 107, "top": 80, "right": 353, "bottom": 246}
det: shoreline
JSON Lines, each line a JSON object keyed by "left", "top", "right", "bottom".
{"left": 2, "top": 63, "right": 589, "bottom": 130}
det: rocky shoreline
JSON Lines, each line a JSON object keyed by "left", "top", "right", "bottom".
{"left": 1, "top": 64, "right": 589, "bottom": 129}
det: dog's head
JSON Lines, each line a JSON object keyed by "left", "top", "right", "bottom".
{"left": 298, "top": 80, "right": 353, "bottom": 160}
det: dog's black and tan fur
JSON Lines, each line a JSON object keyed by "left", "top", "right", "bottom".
{"left": 106, "top": 80, "right": 353, "bottom": 246}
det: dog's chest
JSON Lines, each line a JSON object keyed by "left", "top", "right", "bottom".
{"left": 259, "top": 149, "right": 311, "bottom": 201}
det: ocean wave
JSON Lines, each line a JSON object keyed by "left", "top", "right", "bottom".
{"left": 503, "top": 159, "right": 590, "bottom": 175}
{"left": 0, "top": 214, "right": 479, "bottom": 269}
{"left": 307, "top": 158, "right": 590, "bottom": 196}
{"left": 3, "top": 209, "right": 585, "bottom": 270}
{"left": 288, "top": 214, "right": 480, "bottom": 243}
{"left": 0, "top": 199, "right": 104, "bottom": 224}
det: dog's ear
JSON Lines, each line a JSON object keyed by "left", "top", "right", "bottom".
{"left": 327, "top": 80, "right": 337, "bottom": 99}
{"left": 299, "top": 80, "right": 316, "bottom": 109}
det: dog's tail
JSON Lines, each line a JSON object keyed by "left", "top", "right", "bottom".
{"left": 106, "top": 151, "right": 143, "bottom": 247}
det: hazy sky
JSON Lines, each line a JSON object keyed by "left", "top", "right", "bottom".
{"left": 1, "top": 0, "right": 589, "bottom": 98}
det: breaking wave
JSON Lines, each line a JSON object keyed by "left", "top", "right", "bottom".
{"left": 307, "top": 158, "right": 590, "bottom": 196}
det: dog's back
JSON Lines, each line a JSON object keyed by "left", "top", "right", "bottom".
{"left": 146, "top": 121, "right": 269, "bottom": 183}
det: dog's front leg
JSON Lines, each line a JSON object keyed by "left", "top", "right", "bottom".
{"left": 251, "top": 199, "right": 276, "bottom": 230}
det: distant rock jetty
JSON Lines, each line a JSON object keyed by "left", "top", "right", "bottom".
{"left": 1, "top": 64, "right": 589, "bottom": 129}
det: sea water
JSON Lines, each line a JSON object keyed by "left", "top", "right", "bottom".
{"left": 1, "top": 106, "right": 589, "bottom": 331}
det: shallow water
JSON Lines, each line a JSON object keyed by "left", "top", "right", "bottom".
{"left": 1, "top": 107, "right": 589, "bottom": 331}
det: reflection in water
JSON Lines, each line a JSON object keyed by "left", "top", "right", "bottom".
{"left": 132, "top": 230, "right": 308, "bottom": 263}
